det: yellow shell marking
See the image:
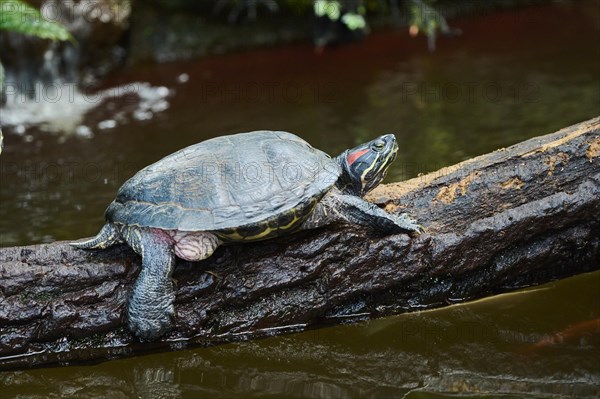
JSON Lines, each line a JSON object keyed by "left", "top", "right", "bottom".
{"left": 216, "top": 200, "right": 316, "bottom": 242}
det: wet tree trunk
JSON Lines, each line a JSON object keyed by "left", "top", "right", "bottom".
{"left": 1, "top": 117, "right": 599, "bottom": 369}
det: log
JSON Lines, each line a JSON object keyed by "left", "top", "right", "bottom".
{"left": 1, "top": 118, "right": 599, "bottom": 370}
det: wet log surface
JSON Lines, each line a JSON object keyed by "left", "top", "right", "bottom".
{"left": 1, "top": 118, "right": 599, "bottom": 370}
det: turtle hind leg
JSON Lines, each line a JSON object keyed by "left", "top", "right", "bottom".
{"left": 127, "top": 229, "right": 177, "bottom": 341}
{"left": 71, "top": 223, "right": 122, "bottom": 249}
{"left": 171, "top": 231, "right": 221, "bottom": 262}
{"left": 127, "top": 230, "right": 221, "bottom": 341}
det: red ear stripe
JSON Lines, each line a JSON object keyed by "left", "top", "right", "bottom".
{"left": 346, "top": 149, "right": 369, "bottom": 166}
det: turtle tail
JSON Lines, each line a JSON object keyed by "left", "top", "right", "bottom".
{"left": 71, "top": 223, "right": 122, "bottom": 249}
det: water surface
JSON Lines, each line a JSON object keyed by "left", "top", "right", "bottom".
{"left": 0, "top": 2, "right": 599, "bottom": 397}
{"left": 1, "top": 1, "right": 598, "bottom": 246}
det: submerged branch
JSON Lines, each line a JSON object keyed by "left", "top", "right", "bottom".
{"left": 1, "top": 117, "right": 599, "bottom": 369}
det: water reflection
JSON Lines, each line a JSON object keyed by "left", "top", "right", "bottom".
{"left": 2, "top": 271, "right": 598, "bottom": 398}
{"left": 1, "top": 1, "right": 598, "bottom": 247}
{"left": 0, "top": 3, "right": 599, "bottom": 398}
{"left": 1, "top": 81, "right": 172, "bottom": 135}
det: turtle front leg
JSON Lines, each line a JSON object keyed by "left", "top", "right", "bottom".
{"left": 125, "top": 228, "right": 177, "bottom": 341}
{"left": 331, "top": 193, "right": 423, "bottom": 235}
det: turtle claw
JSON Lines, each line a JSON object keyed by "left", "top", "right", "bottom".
{"left": 393, "top": 213, "right": 424, "bottom": 236}
{"left": 204, "top": 270, "right": 221, "bottom": 279}
{"left": 128, "top": 300, "right": 175, "bottom": 342}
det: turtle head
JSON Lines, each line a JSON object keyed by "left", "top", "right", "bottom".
{"left": 336, "top": 134, "right": 398, "bottom": 196}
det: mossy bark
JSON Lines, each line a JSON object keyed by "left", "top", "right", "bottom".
{"left": 1, "top": 117, "right": 599, "bottom": 369}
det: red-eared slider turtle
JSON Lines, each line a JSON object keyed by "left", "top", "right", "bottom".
{"left": 73, "top": 131, "right": 422, "bottom": 340}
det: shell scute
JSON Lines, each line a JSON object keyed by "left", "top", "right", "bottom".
{"left": 106, "top": 131, "right": 341, "bottom": 233}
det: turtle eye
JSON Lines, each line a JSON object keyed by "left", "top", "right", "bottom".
{"left": 372, "top": 141, "right": 385, "bottom": 152}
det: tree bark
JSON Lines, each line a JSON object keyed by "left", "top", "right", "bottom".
{"left": 1, "top": 117, "right": 599, "bottom": 370}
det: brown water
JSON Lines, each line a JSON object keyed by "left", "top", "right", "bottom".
{"left": 1, "top": 1, "right": 599, "bottom": 397}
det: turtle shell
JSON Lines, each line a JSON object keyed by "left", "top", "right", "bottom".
{"left": 105, "top": 131, "right": 341, "bottom": 233}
